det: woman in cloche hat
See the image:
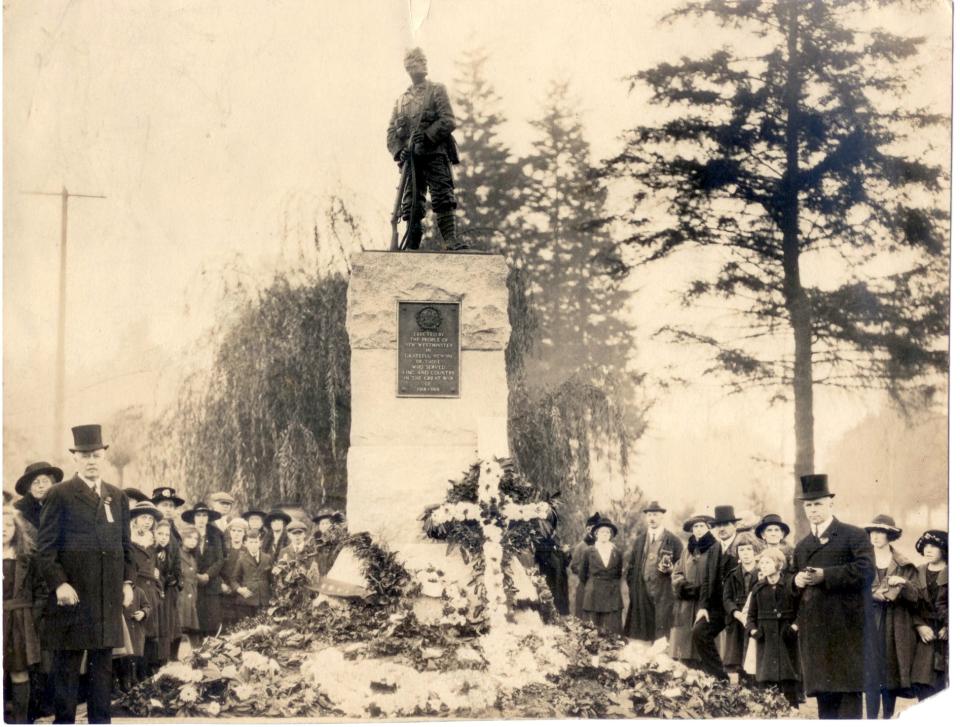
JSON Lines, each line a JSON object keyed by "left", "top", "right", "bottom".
{"left": 669, "top": 514, "right": 724, "bottom": 673}
{"left": 578, "top": 517, "right": 623, "bottom": 635}
{"left": 863, "top": 514, "right": 919, "bottom": 719}
{"left": 181, "top": 503, "right": 226, "bottom": 637}
{"left": 13, "top": 461, "right": 63, "bottom": 530}
{"left": 911, "top": 529, "right": 948, "bottom": 702}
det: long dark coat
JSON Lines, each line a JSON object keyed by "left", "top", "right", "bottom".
{"left": 155, "top": 540, "right": 182, "bottom": 659}
{"left": 193, "top": 524, "right": 225, "bottom": 634}
{"left": 746, "top": 577, "right": 801, "bottom": 683}
{"left": 177, "top": 550, "right": 200, "bottom": 633}
{"left": 123, "top": 585, "right": 151, "bottom": 658}
{"left": 865, "top": 548, "right": 919, "bottom": 692}
{"left": 579, "top": 545, "right": 624, "bottom": 613}
{"left": 624, "top": 527, "right": 683, "bottom": 641}
{"left": 534, "top": 537, "right": 571, "bottom": 616}
{"left": 131, "top": 540, "right": 162, "bottom": 640}
{"left": 670, "top": 533, "right": 722, "bottom": 660}
{"left": 722, "top": 564, "right": 759, "bottom": 667}
{"left": 911, "top": 563, "right": 947, "bottom": 687}
{"left": 570, "top": 540, "right": 591, "bottom": 619}
{"left": 791, "top": 517, "right": 874, "bottom": 695}
{"left": 36, "top": 476, "right": 135, "bottom": 650}
{"left": 3, "top": 553, "right": 44, "bottom": 671}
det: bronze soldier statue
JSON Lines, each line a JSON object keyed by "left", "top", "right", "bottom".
{"left": 387, "top": 48, "right": 467, "bottom": 251}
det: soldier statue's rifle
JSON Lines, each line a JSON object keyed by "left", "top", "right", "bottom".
{"left": 389, "top": 82, "right": 434, "bottom": 251}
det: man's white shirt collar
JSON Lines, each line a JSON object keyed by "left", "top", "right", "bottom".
{"left": 815, "top": 516, "right": 835, "bottom": 538}
{"left": 80, "top": 474, "right": 100, "bottom": 494}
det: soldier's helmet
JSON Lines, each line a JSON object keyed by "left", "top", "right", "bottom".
{"left": 404, "top": 47, "right": 428, "bottom": 70}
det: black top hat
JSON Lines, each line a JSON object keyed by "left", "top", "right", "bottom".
{"left": 311, "top": 510, "right": 345, "bottom": 525}
{"left": 15, "top": 461, "right": 64, "bottom": 496}
{"left": 266, "top": 509, "right": 292, "bottom": 526}
{"left": 591, "top": 517, "right": 618, "bottom": 538}
{"left": 69, "top": 424, "right": 109, "bottom": 453}
{"left": 755, "top": 513, "right": 791, "bottom": 539}
{"left": 151, "top": 487, "right": 185, "bottom": 507}
{"left": 864, "top": 514, "right": 902, "bottom": 541}
{"left": 181, "top": 502, "right": 223, "bottom": 524}
{"left": 124, "top": 488, "right": 150, "bottom": 503}
{"left": 711, "top": 505, "right": 741, "bottom": 525}
{"left": 797, "top": 474, "right": 833, "bottom": 500}
{"left": 130, "top": 501, "right": 163, "bottom": 522}
{"left": 915, "top": 530, "right": 948, "bottom": 558}
{"left": 683, "top": 514, "right": 713, "bottom": 532}
{"left": 642, "top": 501, "right": 667, "bottom": 513}
{"left": 242, "top": 509, "right": 268, "bottom": 521}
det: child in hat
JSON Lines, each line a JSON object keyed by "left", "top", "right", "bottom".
{"left": 177, "top": 526, "right": 202, "bottom": 649}
{"left": 579, "top": 517, "right": 623, "bottom": 635}
{"left": 2, "top": 507, "right": 44, "bottom": 723}
{"left": 911, "top": 529, "right": 948, "bottom": 700}
{"left": 153, "top": 520, "right": 182, "bottom": 665}
{"left": 129, "top": 502, "right": 163, "bottom": 680}
{"left": 863, "top": 515, "right": 919, "bottom": 719}
{"left": 264, "top": 510, "right": 291, "bottom": 561}
{"left": 747, "top": 547, "right": 802, "bottom": 708}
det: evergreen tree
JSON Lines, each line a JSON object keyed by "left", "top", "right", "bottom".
{"left": 606, "top": 0, "right": 948, "bottom": 531}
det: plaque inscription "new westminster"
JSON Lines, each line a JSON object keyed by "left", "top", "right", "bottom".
{"left": 396, "top": 301, "right": 461, "bottom": 398}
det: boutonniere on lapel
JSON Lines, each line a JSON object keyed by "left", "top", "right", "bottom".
{"left": 104, "top": 496, "right": 115, "bottom": 523}
{"left": 818, "top": 535, "right": 829, "bottom": 545}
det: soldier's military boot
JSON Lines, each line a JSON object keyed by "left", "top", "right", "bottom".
{"left": 437, "top": 210, "right": 469, "bottom": 251}
{"left": 404, "top": 219, "right": 423, "bottom": 251}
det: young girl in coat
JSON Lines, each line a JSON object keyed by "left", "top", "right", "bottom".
{"left": 118, "top": 583, "right": 151, "bottom": 692}
{"left": 578, "top": 517, "right": 623, "bottom": 634}
{"left": 747, "top": 547, "right": 801, "bottom": 708}
{"left": 129, "top": 502, "right": 164, "bottom": 679}
{"left": 154, "top": 520, "right": 182, "bottom": 665}
{"left": 722, "top": 535, "right": 760, "bottom": 681}
{"left": 864, "top": 515, "right": 919, "bottom": 719}
{"left": 177, "top": 526, "right": 202, "bottom": 649}
{"left": 3, "top": 507, "right": 43, "bottom": 723}
{"left": 911, "top": 529, "right": 948, "bottom": 701}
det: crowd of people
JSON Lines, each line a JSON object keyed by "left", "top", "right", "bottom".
{"left": 2, "top": 425, "right": 348, "bottom": 724}
{"left": 544, "top": 475, "right": 949, "bottom": 719}
{"left": 2, "top": 424, "right": 950, "bottom": 723}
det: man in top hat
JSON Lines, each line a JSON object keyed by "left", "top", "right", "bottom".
{"left": 791, "top": 474, "right": 874, "bottom": 719}
{"left": 624, "top": 500, "right": 683, "bottom": 642}
{"left": 14, "top": 461, "right": 63, "bottom": 531}
{"left": 710, "top": 505, "right": 742, "bottom": 581}
{"left": 386, "top": 47, "right": 466, "bottom": 251}
{"left": 36, "top": 424, "right": 135, "bottom": 724}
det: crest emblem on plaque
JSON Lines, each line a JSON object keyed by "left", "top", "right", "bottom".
{"left": 416, "top": 306, "right": 442, "bottom": 331}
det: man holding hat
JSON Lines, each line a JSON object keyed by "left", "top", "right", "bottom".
{"left": 386, "top": 47, "right": 466, "bottom": 251}
{"left": 624, "top": 500, "right": 682, "bottom": 642}
{"left": 36, "top": 424, "right": 135, "bottom": 723}
{"left": 791, "top": 474, "right": 874, "bottom": 719}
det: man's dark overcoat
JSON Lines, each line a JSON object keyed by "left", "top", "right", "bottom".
{"left": 194, "top": 524, "right": 225, "bottom": 633}
{"left": 36, "top": 476, "right": 135, "bottom": 650}
{"left": 791, "top": 518, "right": 874, "bottom": 695}
{"left": 624, "top": 526, "right": 683, "bottom": 640}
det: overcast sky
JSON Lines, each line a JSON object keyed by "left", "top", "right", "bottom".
{"left": 3, "top": 0, "right": 951, "bottom": 509}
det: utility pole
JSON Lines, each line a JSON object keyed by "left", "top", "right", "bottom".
{"left": 21, "top": 187, "right": 106, "bottom": 456}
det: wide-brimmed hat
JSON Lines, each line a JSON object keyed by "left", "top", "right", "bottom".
{"left": 287, "top": 518, "right": 309, "bottom": 534}
{"left": 181, "top": 502, "right": 222, "bottom": 524}
{"left": 124, "top": 488, "right": 150, "bottom": 503}
{"left": 864, "top": 514, "right": 902, "bottom": 541}
{"left": 129, "top": 501, "right": 162, "bottom": 522}
{"left": 710, "top": 505, "right": 741, "bottom": 525}
{"left": 642, "top": 501, "right": 667, "bottom": 513}
{"left": 683, "top": 514, "right": 713, "bottom": 532}
{"left": 151, "top": 486, "right": 185, "bottom": 507}
{"left": 311, "top": 510, "right": 345, "bottom": 525}
{"left": 591, "top": 517, "right": 618, "bottom": 538}
{"left": 69, "top": 424, "right": 108, "bottom": 453}
{"left": 266, "top": 509, "right": 291, "bottom": 526}
{"left": 755, "top": 513, "right": 791, "bottom": 539}
{"left": 15, "top": 462, "right": 64, "bottom": 495}
{"left": 208, "top": 491, "right": 235, "bottom": 507}
{"left": 797, "top": 474, "right": 833, "bottom": 500}
{"left": 915, "top": 530, "right": 948, "bottom": 557}
{"left": 242, "top": 509, "right": 268, "bottom": 521}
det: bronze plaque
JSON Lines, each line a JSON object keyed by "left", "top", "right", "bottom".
{"left": 397, "top": 301, "right": 461, "bottom": 397}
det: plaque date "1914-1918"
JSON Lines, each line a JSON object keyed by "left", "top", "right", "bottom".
{"left": 397, "top": 301, "right": 461, "bottom": 398}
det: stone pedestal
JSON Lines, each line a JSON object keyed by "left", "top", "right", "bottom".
{"left": 346, "top": 251, "right": 510, "bottom": 583}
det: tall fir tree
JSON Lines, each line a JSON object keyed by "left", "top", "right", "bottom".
{"left": 606, "top": 0, "right": 948, "bottom": 531}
